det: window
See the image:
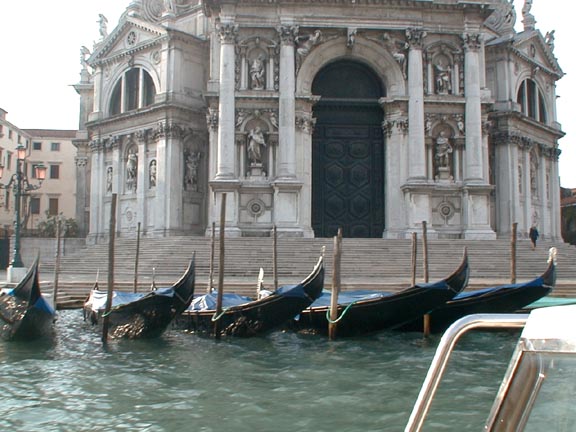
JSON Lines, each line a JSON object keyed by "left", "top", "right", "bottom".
{"left": 8, "top": 129, "right": 13, "bottom": 139}
{"left": 6, "top": 153, "right": 12, "bottom": 170}
{"left": 30, "top": 197, "right": 40, "bottom": 215}
{"left": 17, "top": 135, "right": 21, "bottom": 144}
{"left": 0, "top": 125, "right": 3, "bottom": 136}
{"left": 50, "top": 165, "right": 60, "bottom": 179}
{"left": 4, "top": 191, "right": 10, "bottom": 210}
{"left": 33, "top": 142, "right": 42, "bottom": 151}
{"left": 51, "top": 142, "right": 60, "bottom": 151}
{"left": 48, "top": 198, "right": 59, "bottom": 216}
{"left": 109, "top": 67, "right": 156, "bottom": 116}
{"left": 517, "top": 79, "right": 547, "bottom": 123}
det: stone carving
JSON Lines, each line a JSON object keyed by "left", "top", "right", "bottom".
{"left": 98, "top": 14, "right": 108, "bottom": 40}
{"left": 295, "top": 29, "right": 322, "bottom": 70}
{"left": 522, "top": 0, "right": 536, "bottom": 31}
{"left": 80, "top": 46, "right": 91, "bottom": 70}
{"left": 247, "top": 127, "right": 266, "bottom": 165}
{"left": 485, "top": 0, "right": 516, "bottom": 36}
{"left": 382, "top": 33, "right": 408, "bottom": 78}
{"left": 545, "top": 30, "right": 555, "bottom": 52}
{"left": 163, "top": 0, "right": 175, "bottom": 14}
{"left": 456, "top": 115, "right": 465, "bottom": 135}
{"left": 405, "top": 28, "right": 427, "bottom": 49}
{"left": 434, "top": 59, "right": 452, "bottom": 94}
{"left": 106, "top": 167, "right": 113, "bottom": 193}
{"left": 249, "top": 55, "right": 266, "bottom": 90}
{"left": 530, "top": 151, "right": 538, "bottom": 196}
{"left": 462, "top": 33, "right": 482, "bottom": 51}
{"left": 149, "top": 159, "right": 157, "bottom": 189}
{"left": 347, "top": 28, "right": 357, "bottom": 48}
{"left": 184, "top": 151, "right": 201, "bottom": 191}
{"left": 206, "top": 108, "right": 219, "bottom": 131}
{"left": 296, "top": 114, "right": 316, "bottom": 135}
{"left": 126, "top": 150, "right": 138, "bottom": 191}
{"left": 217, "top": 21, "right": 239, "bottom": 44}
{"left": 435, "top": 131, "right": 453, "bottom": 172}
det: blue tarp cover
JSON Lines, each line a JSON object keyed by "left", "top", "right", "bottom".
{"left": 453, "top": 276, "right": 545, "bottom": 300}
{"left": 88, "top": 287, "right": 174, "bottom": 311}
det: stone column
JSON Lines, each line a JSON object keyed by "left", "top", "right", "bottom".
{"left": 88, "top": 139, "right": 104, "bottom": 241}
{"left": 277, "top": 26, "right": 297, "bottom": 178}
{"left": 215, "top": 22, "right": 238, "bottom": 180}
{"left": 136, "top": 130, "right": 148, "bottom": 233}
{"left": 74, "top": 154, "right": 89, "bottom": 237}
{"left": 406, "top": 28, "right": 427, "bottom": 181}
{"left": 462, "top": 33, "right": 484, "bottom": 183}
{"left": 551, "top": 148, "right": 562, "bottom": 239}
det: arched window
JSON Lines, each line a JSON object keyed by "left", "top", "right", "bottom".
{"left": 109, "top": 68, "right": 156, "bottom": 116}
{"left": 516, "top": 79, "right": 547, "bottom": 123}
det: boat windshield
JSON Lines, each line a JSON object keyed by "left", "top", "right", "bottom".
{"left": 485, "top": 305, "right": 576, "bottom": 431}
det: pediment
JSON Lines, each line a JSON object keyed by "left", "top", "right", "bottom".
{"left": 513, "top": 31, "right": 563, "bottom": 78}
{"left": 89, "top": 17, "right": 168, "bottom": 65}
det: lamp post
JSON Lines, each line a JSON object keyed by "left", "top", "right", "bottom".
{"left": 0, "top": 144, "right": 46, "bottom": 280}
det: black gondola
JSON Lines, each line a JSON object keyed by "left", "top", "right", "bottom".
{"left": 0, "top": 258, "right": 55, "bottom": 341}
{"left": 83, "top": 257, "right": 195, "bottom": 339}
{"left": 173, "top": 255, "right": 324, "bottom": 337}
{"left": 400, "top": 247, "right": 557, "bottom": 334}
{"left": 290, "top": 250, "right": 469, "bottom": 337}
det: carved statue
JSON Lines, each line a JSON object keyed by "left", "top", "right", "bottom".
{"left": 106, "top": 167, "right": 113, "bottom": 193}
{"left": 249, "top": 55, "right": 266, "bottom": 90}
{"left": 382, "top": 33, "right": 408, "bottom": 78}
{"left": 126, "top": 151, "right": 138, "bottom": 191}
{"left": 296, "top": 30, "right": 322, "bottom": 58}
{"left": 164, "top": 0, "right": 175, "bottom": 13}
{"left": 434, "top": 61, "right": 452, "bottom": 94}
{"left": 149, "top": 160, "right": 157, "bottom": 189}
{"left": 247, "top": 127, "right": 266, "bottom": 165}
{"left": 184, "top": 152, "right": 201, "bottom": 191}
{"left": 545, "top": 30, "right": 555, "bottom": 51}
{"left": 80, "top": 46, "right": 91, "bottom": 70}
{"left": 98, "top": 14, "right": 108, "bottom": 39}
{"left": 435, "top": 131, "right": 452, "bottom": 168}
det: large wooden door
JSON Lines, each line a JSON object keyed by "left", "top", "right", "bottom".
{"left": 311, "top": 61, "right": 385, "bottom": 238}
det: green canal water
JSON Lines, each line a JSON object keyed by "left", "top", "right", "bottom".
{"left": 0, "top": 310, "right": 519, "bottom": 431}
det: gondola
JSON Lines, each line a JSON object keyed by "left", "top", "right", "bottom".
{"left": 173, "top": 254, "right": 324, "bottom": 337}
{"left": 83, "top": 257, "right": 195, "bottom": 339}
{"left": 290, "top": 250, "right": 469, "bottom": 337}
{"left": 400, "top": 247, "right": 557, "bottom": 334}
{"left": 0, "top": 257, "right": 55, "bottom": 341}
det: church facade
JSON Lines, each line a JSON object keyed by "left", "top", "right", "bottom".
{"left": 74, "top": 0, "right": 564, "bottom": 242}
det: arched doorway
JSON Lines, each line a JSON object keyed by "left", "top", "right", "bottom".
{"left": 312, "top": 60, "right": 385, "bottom": 238}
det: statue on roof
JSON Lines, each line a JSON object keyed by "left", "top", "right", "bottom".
{"left": 521, "top": 0, "right": 536, "bottom": 31}
{"left": 545, "top": 30, "right": 555, "bottom": 52}
{"left": 98, "top": 14, "right": 108, "bottom": 39}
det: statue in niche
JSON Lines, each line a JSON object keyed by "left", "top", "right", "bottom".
{"left": 149, "top": 159, "right": 157, "bottom": 189}
{"left": 184, "top": 152, "right": 201, "bottom": 191}
{"left": 434, "top": 59, "right": 452, "bottom": 94}
{"left": 247, "top": 127, "right": 266, "bottom": 165}
{"left": 98, "top": 14, "right": 108, "bottom": 40}
{"left": 435, "top": 131, "right": 453, "bottom": 168}
{"left": 249, "top": 55, "right": 266, "bottom": 90}
{"left": 126, "top": 150, "right": 138, "bottom": 191}
{"left": 106, "top": 167, "right": 113, "bottom": 193}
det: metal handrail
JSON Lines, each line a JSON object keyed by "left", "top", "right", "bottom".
{"left": 404, "top": 313, "right": 529, "bottom": 432}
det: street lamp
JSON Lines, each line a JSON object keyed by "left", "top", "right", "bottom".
{"left": 0, "top": 144, "right": 46, "bottom": 272}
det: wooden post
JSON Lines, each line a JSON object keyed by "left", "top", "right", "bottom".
{"left": 208, "top": 222, "right": 215, "bottom": 293}
{"left": 411, "top": 232, "right": 417, "bottom": 286}
{"left": 214, "top": 193, "right": 226, "bottom": 340}
{"left": 422, "top": 221, "right": 431, "bottom": 337}
{"left": 133, "top": 222, "right": 141, "bottom": 293}
{"left": 52, "top": 218, "right": 62, "bottom": 310}
{"left": 328, "top": 228, "right": 343, "bottom": 340}
{"left": 273, "top": 225, "right": 278, "bottom": 291}
{"left": 511, "top": 222, "right": 518, "bottom": 284}
{"left": 102, "top": 193, "right": 117, "bottom": 343}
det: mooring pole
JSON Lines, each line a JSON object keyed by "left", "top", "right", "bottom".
{"left": 133, "top": 222, "right": 141, "bottom": 293}
{"left": 511, "top": 222, "right": 518, "bottom": 284}
{"left": 422, "top": 221, "right": 431, "bottom": 337}
{"left": 102, "top": 193, "right": 117, "bottom": 344}
{"left": 411, "top": 231, "right": 417, "bottom": 286}
{"left": 273, "top": 225, "right": 278, "bottom": 291}
{"left": 328, "top": 228, "right": 342, "bottom": 340}
{"left": 208, "top": 222, "right": 215, "bottom": 293}
{"left": 52, "top": 218, "right": 62, "bottom": 310}
{"left": 214, "top": 193, "right": 226, "bottom": 340}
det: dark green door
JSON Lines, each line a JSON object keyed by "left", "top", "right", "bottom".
{"left": 311, "top": 61, "right": 385, "bottom": 238}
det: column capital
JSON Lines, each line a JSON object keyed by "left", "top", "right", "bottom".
{"left": 406, "top": 28, "right": 427, "bottom": 49}
{"left": 217, "top": 21, "right": 239, "bottom": 44}
{"left": 462, "top": 33, "right": 482, "bottom": 52}
{"left": 277, "top": 25, "right": 298, "bottom": 46}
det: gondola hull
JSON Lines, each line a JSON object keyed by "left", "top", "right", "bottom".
{"left": 83, "top": 258, "right": 195, "bottom": 339}
{"left": 291, "top": 251, "right": 469, "bottom": 337}
{"left": 0, "top": 258, "right": 55, "bottom": 341}
{"left": 400, "top": 257, "right": 556, "bottom": 334}
{"left": 174, "top": 256, "right": 325, "bottom": 337}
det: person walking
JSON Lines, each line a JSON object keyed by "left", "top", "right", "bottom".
{"left": 529, "top": 225, "right": 539, "bottom": 250}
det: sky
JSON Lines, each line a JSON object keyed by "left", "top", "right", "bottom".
{"left": 0, "top": 1, "right": 574, "bottom": 186}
